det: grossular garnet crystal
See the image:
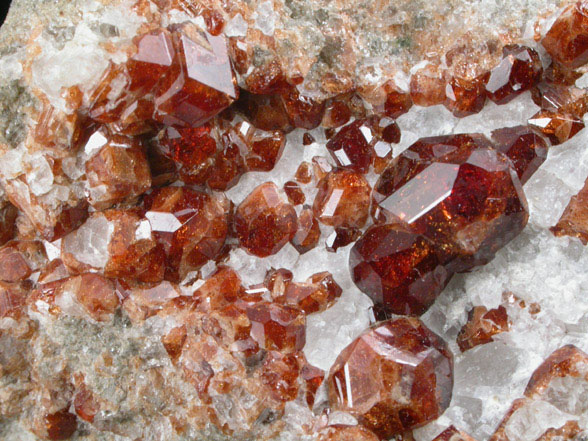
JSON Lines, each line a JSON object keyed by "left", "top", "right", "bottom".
{"left": 372, "top": 134, "right": 529, "bottom": 273}
{"left": 327, "top": 317, "right": 454, "bottom": 439}
{"left": 234, "top": 182, "right": 297, "bottom": 257}
{"left": 350, "top": 224, "right": 452, "bottom": 317}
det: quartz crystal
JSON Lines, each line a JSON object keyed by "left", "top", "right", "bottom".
{"left": 327, "top": 317, "right": 453, "bottom": 438}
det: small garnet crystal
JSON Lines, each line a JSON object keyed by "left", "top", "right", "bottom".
{"left": 327, "top": 317, "right": 453, "bottom": 438}
{"left": 234, "top": 182, "right": 297, "bottom": 257}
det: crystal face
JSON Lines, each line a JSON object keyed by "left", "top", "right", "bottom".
{"left": 313, "top": 169, "right": 371, "bottom": 228}
{"left": 350, "top": 224, "right": 452, "bottom": 316}
{"left": 372, "top": 134, "right": 529, "bottom": 272}
{"left": 153, "top": 25, "right": 238, "bottom": 127}
{"left": 542, "top": 2, "right": 588, "bottom": 68}
{"left": 143, "top": 186, "right": 229, "bottom": 282}
{"left": 327, "top": 317, "right": 454, "bottom": 438}
{"left": 234, "top": 182, "right": 297, "bottom": 257}
{"left": 326, "top": 121, "right": 374, "bottom": 173}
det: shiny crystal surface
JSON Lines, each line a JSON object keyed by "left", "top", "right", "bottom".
{"left": 327, "top": 317, "right": 453, "bottom": 438}
{"left": 350, "top": 224, "right": 452, "bottom": 316}
{"left": 373, "top": 134, "right": 529, "bottom": 272}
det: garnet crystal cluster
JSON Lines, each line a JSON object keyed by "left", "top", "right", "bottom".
{"left": 2, "top": 1, "right": 588, "bottom": 440}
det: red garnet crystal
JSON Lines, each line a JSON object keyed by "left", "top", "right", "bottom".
{"left": 528, "top": 110, "right": 585, "bottom": 145}
{"left": 84, "top": 128, "right": 151, "bottom": 209}
{"left": 444, "top": 74, "right": 489, "bottom": 117}
{"left": 372, "top": 134, "right": 529, "bottom": 273}
{"left": 313, "top": 169, "right": 371, "bottom": 228}
{"left": 234, "top": 182, "right": 297, "bottom": 257}
{"left": 246, "top": 302, "right": 306, "bottom": 353}
{"left": 326, "top": 121, "right": 374, "bottom": 173}
{"left": 350, "top": 224, "right": 452, "bottom": 316}
{"left": 456, "top": 305, "right": 509, "bottom": 352}
{"left": 291, "top": 207, "right": 321, "bottom": 254}
{"left": 154, "top": 24, "right": 238, "bottom": 127}
{"left": 491, "top": 126, "right": 549, "bottom": 184}
{"left": 143, "top": 186, "right": 229, "bottom": 282}
{"left": 542, "top": 1, "right": 588, "bottom": 68}
{"left": 327, "top": 317, "right": 453, "bottom": 438}
{"left": 485, "top": 45, "right": 542, "bottom": 104}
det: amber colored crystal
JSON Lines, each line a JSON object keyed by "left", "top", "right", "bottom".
{"left": 326, "top": 121, "right": 374, "bottom": 173}
{"left": 313, "top": 169, "right": 371, "bottom": 228}
{"left": 245, "top": 59, "right": 290, "bottom": 95}
{"left": 73, "top": 382, "right": 101, "bottom": 423}
{"left": 144, "top": 186, "right": 229, "bottom": 282}
{"left": 544, "top": 61, "right": 582, "bottom": 86}
{"left": 350, "top": 224, "right": 452, "bottom": 316}
{"left": 381, "top": 81, "right": 413, "bottom": 118}
{"left": 68, "top": 273, "right": 120, "bottom": 321}
{"left": 261, "top": 351, "right": 301, "bottom": 402}
{"left": 325, "top": 227, "right": 361, "bottom": 253}
{"left": 235, "top": 182, "right": 297, "bottom": 257}
{"left": 295, "top": 161, "right": 313, "bottom": 184}
{"left": 491, "top": 126, "right": 549, "bottom": 184}
{"left": 281, "top": 88, "right": 325, "bottom": 130}
{"left": 381, "top": 120, "right": 401, "bottom": 144}
{"left": 531, "top": 83, "right": 588, "bottom": 116}
{"left": 291, "top": 207, "right": 321, "bottom": 254}
{"left": 410, "top": 65, "right": 447, "bottom": 107}
{"left": 303, "top": 133, "right": 316, "bottom": 146}
{"left": 276, "top": 271, "right": 342, "bottom": 314}
{"left": 227, "top": 122, "right": 286, "bottom": 172}
{"left": 300, "top": 361, "right": 325, "bottom": 408}
{"left": 157, "top": 123, "right": 217, "bottom": 185}
{"left": 87, "top": 63, "right": 133, "bottom": 123}
{"left": 456, "top": 306, "right": 509, "bottom": 352}
{"left": 445, "top": 74, "right": 489, "bottom": 117}
{"left": 552, "top": 177, "right": 588, "bottom": 244}
{"left": 127, "top": 28, "right": 176, "bottom": 93}
{"left": 85, "top": 129, "right": 151, "bottom": 209}
{"left": 433, "top": 426, "right": 477, "bottom": 441}
{"left": 264, "top": 268, "right": 293, "bottom": 298}
{"left": 283, "top": 181, "right": 305, "bottom": 205}
{"left": 373, "top": 134, "right": 528, "bottom": 273}
{"left": 528, "top": 110, "right": 585, "bottom": 146}
{"left": 322, "top": 100, "right": 352, "bottom": 128}
{"left": 524, "top": 345, "right": 588, "bottom": 399}
{"left": 154, "top": 25, "right": 238, "bottom": 127}
{"left": 0, "top": 240, "right": 47, "bottom": 283}
{"left": 236, "top": 91, "right": 292, "bottom": 132}
{"left": 247, "top": 302, "right": 305, "bottom": 352}
{"left": 542, "top": 2, "right": 588, "bottom": 68}
{"left": 48, "top": 201, "right": 90, "bottom": 242}
{"left": 45, "top": 409, "right": 78, "bottom": 441}
{"left": 312, "top": 156, "right": 334, "bottom": 180}
{"left": 328, "top": 317, "right": 453, "bottom": 438}
{"left": 317, "top": 425, "right": 380, "bottom": 441}
{"left": 0, "top": 281, "right": 29, "bottom": 319}
{"left": 0, "top": 202, "right": 18, "bottom": 246}
{"left": 206, "top": 141, "right": 247, "bottom": 191}
{"left": 485, "top": 45, "right": 542, "bottom": 104}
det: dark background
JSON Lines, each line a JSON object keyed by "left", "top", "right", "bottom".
{"left": 1, "top": 0, "right": 11, "bottom": 27}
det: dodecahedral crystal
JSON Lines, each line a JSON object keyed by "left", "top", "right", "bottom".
{"left": 235, "top": 182, "right": 297, "bottom": 257}
{"left": 372, "top": 134, "right": 529, "bottom": 272}
{"left": 542, "top": 2, "right": 588, "bottom": 68}
{"left": 326, "top": 121, "right": 374, "bottom": 173}
{"left": 327, "top": 317, "right": 453, "bottom": 438}
{"left": 143, "top": 186, "right": 229, "bottom": 282}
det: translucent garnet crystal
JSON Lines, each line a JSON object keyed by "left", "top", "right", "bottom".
{"left": 350, "top": 224, "right": 452, "bottom": 316}
{"left": 372, "top": 134, "right": 529, "bottom": 273}
{"left": 326, "top": 121, "right": 375, "bottom": 173}
{"left": 246, "top": 302, "right": 306, "bottom": 352}
{"left": 84, "top": 128, "right": 151, "bottom": 209}
{"left": 542, "top": 1, "right": 588, "bottom": 68}
{"left": 456, "top": 305, "right": 509, "bottom": 352}
{"left": 234, "top": 182, "right": 297, "bottom": 257}
{"left": 143, "top": 186, "right": 229, "bottom": 282}
{"left": 491, "top": 125, "right": 549, "bottom": 184}
{"left": 153, "top": 24, "right": 238, "bottom": 127}
{"left": 485, "top": 45, "right": 542, "bottom": 104}
{"left": 312, "top": 169, "right": 371, "bottom": 228}
{"left": 327, "top": 317, "right": 453, "bottom": 438}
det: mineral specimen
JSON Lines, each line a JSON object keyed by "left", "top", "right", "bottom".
{"left": 327, "top": 317, "right": 453, "bottom": 438}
